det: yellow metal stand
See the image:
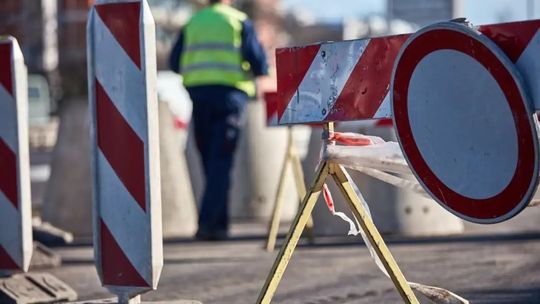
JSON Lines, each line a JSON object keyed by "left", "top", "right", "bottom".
{"left": 256, "top": 123, "right": 419, "bottom": 304}
{"left": 265, "top": 126, "right": 314, "bottom": 252}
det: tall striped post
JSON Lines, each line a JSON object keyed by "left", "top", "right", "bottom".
{"left": 0, "top": 36, "right": 33, "bottom": 276}
{"left": 87, "top": 1, "right": 163, "bottom": 302}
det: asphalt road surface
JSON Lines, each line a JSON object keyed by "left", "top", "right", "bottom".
{"left": 28, "top": 149, "right": 540, "bottom": 303}
{"left": 40, "top": 208, "right": 540, "bottom": 304}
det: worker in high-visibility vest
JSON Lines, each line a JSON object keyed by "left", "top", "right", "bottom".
{"left": 169, "top": 0, "right": 268, "bottom": 240}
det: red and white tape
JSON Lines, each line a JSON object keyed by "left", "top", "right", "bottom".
{"left": 0, "top": 37, "right": 32, "bottom": 274}
{"left": 87, "top": 0, "right": 162, "bottom": 299}
{"left": 322, "top": 132, "right": 380, "bottom": 230}
{"left": 276, "top": 19, "right": 540, "bottom": 125}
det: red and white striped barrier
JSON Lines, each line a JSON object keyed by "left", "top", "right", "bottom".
{"left": 0, "top": 37, "right": 32, "bottom": 275}
{"left": 276, "top": 19, "right": 540, "bottom": 124}
{"left": 87, "top": 0, "right": 162, "bottom": 301}
{"left": 276, "top": 19, "right": 540, "bottom": 224}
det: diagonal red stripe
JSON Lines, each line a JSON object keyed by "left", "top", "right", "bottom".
{"left": 326, "top": 34, "right": 409, "bottom": 121}
{"left": 100, "top": 219, "right": 149, "bottom": 287}
{"left": 0, "top": 43, "right": 13, "bottom": 95}
{"left": 479, "top": 20, "right": 540, "bottom": 63}
{"left": 264, "top": 92, "right": 278, "bottom": 123}
{"left": 0, "top": 244, "right": 20, "bottom": 270}
{"left": 0, "top": 138, "right": 18, "bottom": 209}
{"left": 276, "top": 45, "right": 320, "bottom": 120}
{"left": 375, "top": 118, "right": 393, "bottom": 127}
{"left": 95, "top": 2, "right": 141, "bottom": 69}
{"left": 96, "top": 79, "right": 146, "bottom": 212}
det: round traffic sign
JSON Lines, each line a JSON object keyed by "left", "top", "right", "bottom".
{"left": 391, "top": 22, "right": 539, "bottom": 223}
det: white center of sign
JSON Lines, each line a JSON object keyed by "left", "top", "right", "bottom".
{"left": 407, "top": 49, "right": 518, "bottom": 199}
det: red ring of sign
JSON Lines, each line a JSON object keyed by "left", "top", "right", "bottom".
{"left": 393, "top": 28, "right": 536, "bottom": 221}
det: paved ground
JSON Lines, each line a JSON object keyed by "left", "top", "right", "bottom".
{"left": 37, "top": 208, "right": 540, "bottom": 304}
{"left": 29, "top": 150, "right": 540, "bottom": 303}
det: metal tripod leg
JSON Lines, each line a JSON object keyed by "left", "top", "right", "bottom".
{"left": 330, "top": 163, "right": 419, "bottom": 304}
{"left": 290, "top": 145, "right": 314, "bottom": 243}
{"left": 257, "top": 161, "right": 329, "bottom": 304}
{"left": 265, "top": 144, "right": 291, "bottom": 252}
{"left": 265, "top": 127, "right": 314, "bottom": 252}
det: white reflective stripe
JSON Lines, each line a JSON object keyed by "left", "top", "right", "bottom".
{"left": 373, "top": 92, "right": 391, "bottom": 118}
{"left": 280, "top": 39, "right": 370, "bottom": 124}
{"left": 185, "top": 43, "right": 239, "bottom": 52}
{"left": 97, "top": 150, "right": 151, "bottom": 283}
{"left": 92, "top": 11, "right": 147, "bottom": 141}
{"left": 183, "top": 62, "right": 244, "bottom": 73}
{"left": 0, "top": 84, "right": 17, "bottom": 152}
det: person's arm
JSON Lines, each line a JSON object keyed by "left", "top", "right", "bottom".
{"left": 169, "top": 30, "right": 184, "bottom": 74}
{"left": 240, "top": 20, "right": 269, "bottom": 77}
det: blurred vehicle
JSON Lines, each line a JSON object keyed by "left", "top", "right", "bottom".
{"left": 28, "top": 74, "right": 53, "bottom": 126}
{"left": 27, "top": 74, "right": 58, "bottom": 150}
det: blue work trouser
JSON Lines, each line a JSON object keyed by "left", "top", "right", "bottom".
{"left": 187, "top": 85, "right": 248, "bottom": 234}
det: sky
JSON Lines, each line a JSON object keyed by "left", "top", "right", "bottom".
{"left": 282, "top": 0, "right": 540, "bottom": 25}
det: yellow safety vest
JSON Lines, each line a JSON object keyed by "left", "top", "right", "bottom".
{"left": 181, "top": 4, "right": 256, "bottom": 97}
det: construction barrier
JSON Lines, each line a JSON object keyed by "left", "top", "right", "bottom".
{"left": 0, "top": 36, "right": 32, "bottom": 275}
{"left": 87, "top": 0, "right": 163, "bottom": 302}
{"left": 257, "top": 19, "right": 540, "bottom": 304}
{"left": 275, "top": 19, "right": 540, "bottom": 223}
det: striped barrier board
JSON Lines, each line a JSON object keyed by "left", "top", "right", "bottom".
{"left": 87, "top": 0, "right": 163, "bottom": 300}
{"left": 276, "top": 19, "right": 540, "bottom": 223}
{"left": 0, "top": 37, "right": 32, "bottom": 275}
{"left": 265, "top": 92, "right": 392, "bottom": 130}
{"left": 276, "top": 19, "right": 540, "bottom": 125}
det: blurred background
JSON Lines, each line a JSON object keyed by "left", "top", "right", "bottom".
{"left": 0, "top": 0, "right": 539, "bottom": 240}
{"left": 2, "top": 0, "right": 539, "bottom": 109}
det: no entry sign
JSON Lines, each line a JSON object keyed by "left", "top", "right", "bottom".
{"left": 392, "top": 22, "right": 539, "bottom": 223}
